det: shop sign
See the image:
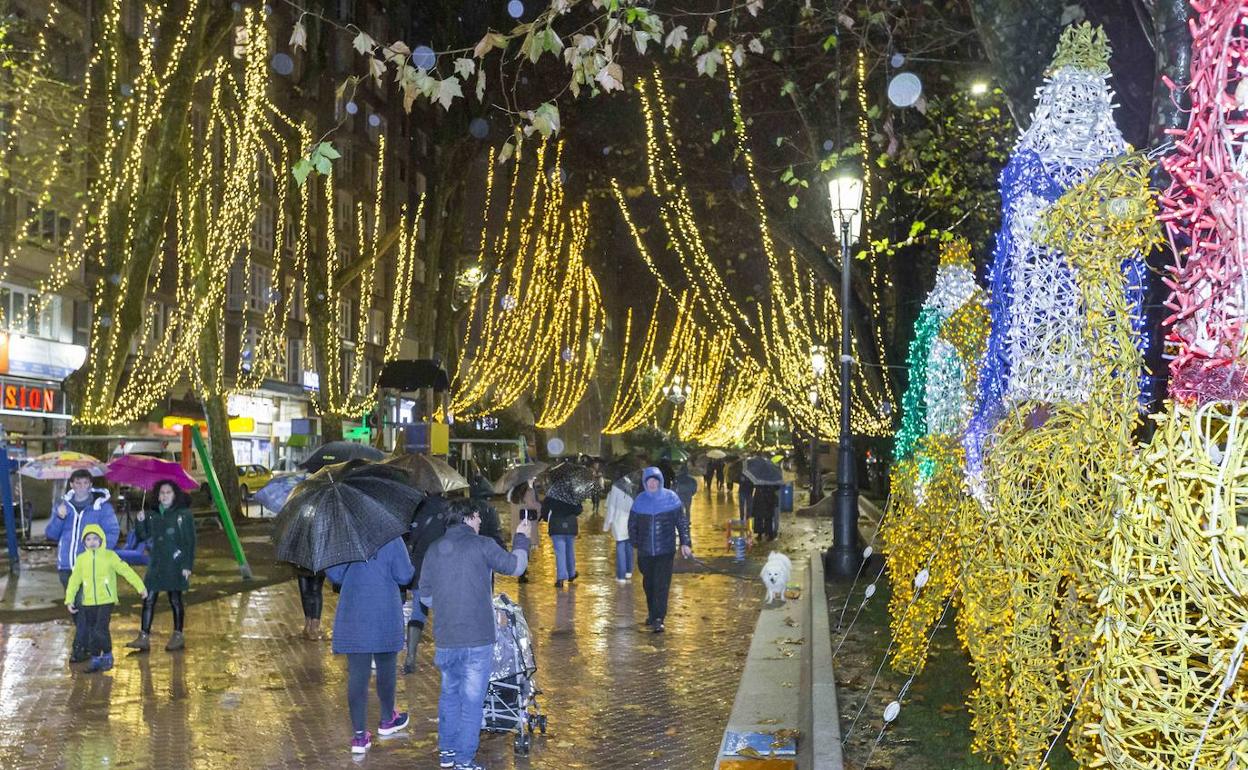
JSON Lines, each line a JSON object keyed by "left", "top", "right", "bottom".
{"left": 0, "top": 334, "right": 88, "bottom": 380}
{"left": 0, "top": 377, "right": 63, "bottom": 414}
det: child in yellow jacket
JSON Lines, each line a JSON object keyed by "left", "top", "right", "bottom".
{"left": 65, "top": 523, "right": 147, "bottom": 672}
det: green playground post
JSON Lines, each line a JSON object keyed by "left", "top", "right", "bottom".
{"left": 188, "top": 426, "right": 252, "bottom": 579}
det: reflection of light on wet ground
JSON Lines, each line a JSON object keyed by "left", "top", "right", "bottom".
{"left": 0, "top": 489, "right": 792, "bottom": 769}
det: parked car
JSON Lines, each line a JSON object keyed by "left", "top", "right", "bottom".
{"left": 237, "top": 464, "right": 273, "bottom": 498}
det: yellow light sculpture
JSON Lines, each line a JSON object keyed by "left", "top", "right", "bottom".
{"left": 978, "top": 152, "right": 1159, "bottom": 766}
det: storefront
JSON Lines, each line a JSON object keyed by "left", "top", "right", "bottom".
{"left": 227, "top": 386, "right": 313, "bottom": 471}
{"left": 0, "top": 334, "right": 85, "bottom": 446}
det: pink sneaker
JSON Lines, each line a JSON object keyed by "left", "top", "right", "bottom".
{"left": 378, "top": 710, "right": 409, "bottom": 736}
{"left": 350, "top": 731, "right": 372, "bottom": 754}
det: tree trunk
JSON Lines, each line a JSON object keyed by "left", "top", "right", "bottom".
{"left": 431, "top": 181, "right": 468, "bottom": 360}
{"left": 202, "top": 391, "right": 243, "bottom": 521}
{"left": 197, "top": 314, "right": 243, "bottom": 521}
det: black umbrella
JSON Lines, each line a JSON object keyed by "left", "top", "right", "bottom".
{"left": 743, "top": 455, "right": 784, "bottom": 486}
{"left": 300, "top": 441, "right": 384, "bottom": 473}
{"left": 539, "top": 461, "right": 597, "bottom": 505}
{"left": 612, "top": 469, "right": 644, "bottom": 496}
{"left": 273, "top": 460, "right": 425, "bottom": 572}
{"left": 493, "top": 462, "right": 548, "bottom": 495}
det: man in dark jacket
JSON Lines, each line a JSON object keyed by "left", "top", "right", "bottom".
{"left": 628, "top": 467, "right": 692, "bottom": 634}
{"left": 420, "top": 501, "right": 530, "bottom": 770}
{"left": 541, "top": 496, "right": 581, "bottom": 588}
{"left": 403, "top": 493, "right": 447, "bottom": 673}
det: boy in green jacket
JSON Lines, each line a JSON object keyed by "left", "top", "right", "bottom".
{"left": 65, "top": 523, "right": 147, "bottom": 672}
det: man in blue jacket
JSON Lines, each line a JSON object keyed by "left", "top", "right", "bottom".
{"left": 628, "top": 467, "right": 693, "bottom": 634}
{"left": 420, "top": 500, "right": 531, "bottom": 770}
{"left": 45, "top": 469, "right": 120, "bottom": 663}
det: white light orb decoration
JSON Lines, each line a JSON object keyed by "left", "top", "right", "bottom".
{"left": 887, "top": 72, "right": 923, "bottom": 108}
{"left": 546, "top": 437, "right": 565, "bottom": 456}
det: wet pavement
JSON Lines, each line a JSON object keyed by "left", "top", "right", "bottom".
{"left": 0, "top": 484, "right": 831, "bottom": 769}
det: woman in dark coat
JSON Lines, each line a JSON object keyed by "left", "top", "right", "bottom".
{"left": 126, "top": 480, "right": 196, "bottom": 652}
{"left": 751, "top": 484, "right": 779, "bottom": 541}
{"left": 402, "top": 494, "right": 447, "bottom": 673}
{"left": 628, "top": 467, "right": 693, "bottom": 634}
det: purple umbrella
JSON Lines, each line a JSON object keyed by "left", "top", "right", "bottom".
{"left": 106, "top": 455, "right": 199, "bottom": 491}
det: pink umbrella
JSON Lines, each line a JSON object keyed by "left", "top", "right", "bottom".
{"left": 106, "top": 455, "right": 199, "bottom": 491}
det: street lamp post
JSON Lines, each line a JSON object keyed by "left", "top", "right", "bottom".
{"left": 826, "top": 173, "right": 864, "bottom": 579}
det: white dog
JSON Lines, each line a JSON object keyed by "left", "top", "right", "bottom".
{"left": 760, "top": 551, "right": 792, "bottom": 604}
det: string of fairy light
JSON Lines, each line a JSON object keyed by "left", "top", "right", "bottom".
{"left": 9, "top": 2, "right": 419, "bottom": 426}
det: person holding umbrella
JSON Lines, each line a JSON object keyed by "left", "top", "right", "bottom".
{"left": 271, "top": 460, "right": 424, "bottom": 755}
{"left": 45, "top": 469, "right": 119, "bottom": 663}
{"left": 402, "top": 492, "right": 447, "bottom": 674}
{"left": 628, "top": 467, "right": 692, "bottom": 633}
{"left": 327, "top": 535, "right": 414, "bottom": 754}
{"left": 506, "top": 481, "right": 541, "bottom": 583}
{"left": 126, "top": 480, "right": 196, "bottom": 652}
{"left": 542, "top": 493, "right": 581, "bottom": 589}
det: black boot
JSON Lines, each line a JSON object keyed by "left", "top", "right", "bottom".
{"left": 402, "top": 622, "right": 422, "bottom": 674}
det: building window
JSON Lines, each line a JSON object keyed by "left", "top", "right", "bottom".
{"left": 338, "top": 300, "right": 353, "bottom": 340}
{"left": 240, "top": 325, "right": 259, "bottom": 373}
{"left": 287, "top": 338, "right": 302, "bottom": 384}
{"left": 0, "top": 284, "right": 58, "bottom": 338}
{"left": 249, "top": 264, "right": 272, "bottom": 312}
{"left": 24, "top": 201, "right": 71, "bottom": 246}
{"left": 340, "top": 349, "right": 354, "bottom": 394}
{"left": 227, "top": 258, "right": 246, "bottom": 311}
{"left": 358, "top": 356, "right": 373, "bottom": 395}
{"left": 145, "top": 300, "right": 166, "bottom": 349}
{"left": 288, "top": 279, "right": 305, "bottom": 322}
{"left": 335, "top": 195, "right": 354, "bottom": 241}
{"left": 72, "top": 300, "right": 91, "bottom": 346}
{"left": 252, "top": 203, "right": 275, "bottom": 253}
{"left": 369, "top": 308, "right": 384, "bottom": 346}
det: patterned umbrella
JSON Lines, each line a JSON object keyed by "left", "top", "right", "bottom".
{"left": 742, "top": 456, "right": 784, "bottom": 486}
{"left": 492, "top": 462, "right": 547, "bottom": 495}
{"left": 382, "top": 453, "right": 469, "bottom": 494}
{"left": 300, "top": 441, "right": 384, "bottom": 473}
{"left": 273, "top": 460, "right": 424, "bottom": 573}
{"left": 19, "top": 451, "right": 106, "bottom": 480}
{"left": 106, "top": 455, "right": 198, "bottom": 491}
{"left": 254, "top": 473, "right": 308, "bottom": 514}
{"left": 539, "top": 461, "right": 597, "bottom": 505}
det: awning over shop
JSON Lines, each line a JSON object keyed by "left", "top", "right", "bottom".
{"left": 286, "top": 434, "right": 310, "bottom": 448}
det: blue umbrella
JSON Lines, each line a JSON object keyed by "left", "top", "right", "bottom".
{"left": 255, "top": 473, "right": 307, "bottom": 514}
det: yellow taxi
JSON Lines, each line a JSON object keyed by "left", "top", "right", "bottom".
{"left": 237, "top": 464, "right": 273, "bottom": 498}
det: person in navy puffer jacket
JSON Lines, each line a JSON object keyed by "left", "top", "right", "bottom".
{"left": 45, "top": 469, "right": 120, "bottom": 663}
{"left": 628, "top": 467, "right": 692, "bottom": 634}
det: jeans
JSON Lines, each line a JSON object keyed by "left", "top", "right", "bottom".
{"left": 81, "top": 604, "right": 113, "bottom": 655}
{"left": 615, "top": 540, "right": 633, "bottom": 580}
{"left": 58, "top": 570, "right": 85, "bottom": 655}
{"left": 550, "top": 534, "right": 576, "bottom": 580}
{"left": 346, "top": 652, "right": 397, "bottom": 734}
{"left": 435, "top": 644, "right": 493, "bottom": 765}
{"left": 638, "top": 552, "right": 675, "bottom": 622}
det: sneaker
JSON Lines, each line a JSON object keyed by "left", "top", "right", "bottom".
{"left": 653, "top": 620, "right": 666, "bottom": 633}
{"left": 378, "top": 711, "right": 409, "bottom": 736}
{"left": 518, "top": 574, "right": 529, "bottom": 584}
{"left": 164, "top": 631, "right": 185, "bottom": 652}
{"left": 453, "top": 763, "right": 485, "bottom": 770}
{"left": 644, "top": 617, "right": 654, "bottom": 627}
{"left": 86, "top": 653, "right": 114, "bottom": 672}
{"left": 350, "top": 731, "right": 372, "bottom": 754}
{"left": 625, "top": 572, "right": 633, "bottom": 578}
{"left": 439, "top": 750, "right": 456, "bottom": 768}
{"left": 568, "top": 571, "right": 579, "bottom": 582}
{"left": 554, "top": 580, "right": 563, "bottom": 589}
{"left": 616, "top": 578, "right": 627, "bottom": 584}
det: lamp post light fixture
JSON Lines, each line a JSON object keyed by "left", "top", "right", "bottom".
{"left": 665, "top": 375, "right": 692, "bottom": 406}
{"left": 826, "top": 172, "right": 864, "bottom": 579}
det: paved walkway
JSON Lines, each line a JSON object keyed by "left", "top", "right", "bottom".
{"left": 0, "top": 486, "right": 829, "bottom": 769}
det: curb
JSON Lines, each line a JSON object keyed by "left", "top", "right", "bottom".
{"left": 805, "top": 550, "right": 844, "bottom": 769}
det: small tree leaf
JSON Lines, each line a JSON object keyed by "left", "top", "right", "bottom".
{"left": 453, "top": 57, "right": 475, "bottom": 79}
{"left": 352, "top": 31, "right": 376, "bottom": 55}
{"left": 664, "top": 25, "right": 688, "bottom": 52}
{"left": 434, "top": 77, "right": 463, "bottom": 110}
{"left": 289, "top": 20, "right": 307, "bottom": 51}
